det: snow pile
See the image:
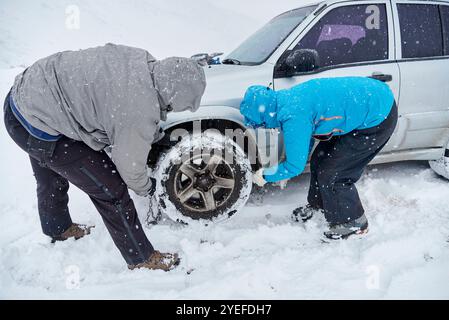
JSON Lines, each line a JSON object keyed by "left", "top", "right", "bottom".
{"left": 1, "top": 0, "right": 449, "bottom": 299}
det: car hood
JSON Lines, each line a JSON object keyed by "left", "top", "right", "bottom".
{"left": 199, "top": 63, "right": 274, "bottom": 109}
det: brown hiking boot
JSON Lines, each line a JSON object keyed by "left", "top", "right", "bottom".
{"left": 128, "top": 250, "right": 180, "bottom": 271}
{"left": 51, "top": 223, "right": 94, "bottom": 243}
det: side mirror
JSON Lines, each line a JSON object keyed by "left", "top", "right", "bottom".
{"left": 191, "top": 52, "right": 224, "bottom": 66}
{"left": 283, "top": 49, "right": 320, "bottom": 77}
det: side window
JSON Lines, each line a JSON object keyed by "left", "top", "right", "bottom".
{"left": 293, "top": 4, "right": 389, "bottom": 68}
{"left": 397, "top": 4, "right": 443, "bottom": 59}
{"left": 440, "top": 5, "right": 449, "bottom": 55}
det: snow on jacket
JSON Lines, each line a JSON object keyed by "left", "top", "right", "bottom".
{"left": 240, "top": 77, "right": 395, "bottom": 183}
{"left": 11, "top": 43, "right": 206, "bottom": 195}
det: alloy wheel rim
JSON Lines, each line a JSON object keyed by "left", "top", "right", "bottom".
{"left": 174, "top": 153, "right": 235, "bottom": 213}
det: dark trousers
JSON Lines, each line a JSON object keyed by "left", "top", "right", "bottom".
{"left": 3, "top": 92, "right": 154, "bottom": 265}
{"left": 307, "top": 102, "right": 398, "bottom": 225}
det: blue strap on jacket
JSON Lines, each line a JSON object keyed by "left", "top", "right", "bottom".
{"left": 240, "top": 77, "right": 395, "bottom": 183}
{"left": 9, "top": 94, "right": 62, "bottom": 142}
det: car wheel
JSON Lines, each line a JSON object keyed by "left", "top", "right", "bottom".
{"left": 151, "top": 132, "right": 252, "bottom": 224}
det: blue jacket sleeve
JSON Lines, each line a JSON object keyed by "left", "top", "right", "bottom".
{"left": 263, "top": 115, "right": 313, "bottom": 183}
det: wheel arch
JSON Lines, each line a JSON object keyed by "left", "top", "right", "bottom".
{"left": 148, "top": 107, "right": 261, "bottom": 170}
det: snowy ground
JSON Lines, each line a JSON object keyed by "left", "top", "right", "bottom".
{"left": 1, "top": 0, "right": 449, "bottom": 299}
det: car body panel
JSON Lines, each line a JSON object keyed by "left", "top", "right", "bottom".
{"left": 200, "top": 64, "right": 274, "bottom": 108}
{"left": 392, "top": 0, "right": 449, "bottom": 150}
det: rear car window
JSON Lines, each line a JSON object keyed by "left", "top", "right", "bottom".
{"left": 397, "top": 4, "right": 443, "bottom": 59}
{"left": 440, "top": 5, "right": 449, "bottom": 55}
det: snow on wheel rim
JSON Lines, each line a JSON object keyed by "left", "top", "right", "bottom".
{"left": 152, "top": 131, "right": 252, "bottom": 225}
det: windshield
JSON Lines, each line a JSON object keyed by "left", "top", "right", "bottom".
{"left": 225, "top": 5, "right": 318, "bottom": 65}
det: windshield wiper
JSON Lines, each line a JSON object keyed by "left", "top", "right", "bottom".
{"left": 222, "top": 58, "right": 241, "bottom": 65}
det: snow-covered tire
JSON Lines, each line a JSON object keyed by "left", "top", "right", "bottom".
{"left": 151, "top": 132, "right": 252, "bottom": 224}
{"left": 429, "top": 148, "right": 449, "bottom": 180}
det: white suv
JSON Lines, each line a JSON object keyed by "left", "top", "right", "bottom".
{"left": 149, "top": 0, "right": 449, "bottom": 223}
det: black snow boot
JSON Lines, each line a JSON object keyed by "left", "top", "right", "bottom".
{"left": 292, "top": 204, "right": 323, "bottom": 222}
{"left": 324, "top": 214, "right": 369, "bottom": 240}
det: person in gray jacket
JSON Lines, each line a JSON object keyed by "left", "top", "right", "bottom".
{"left": 3, "top": 43, "right": 206, "bottom": 271}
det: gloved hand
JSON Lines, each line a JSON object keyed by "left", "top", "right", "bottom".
{"left": 273, "top": 179, "right": 289, "bottom": 190}
{"left": 147, "top": 177, "right": 157, "bottom": 197}
{"left": 252, "top": 169, "right": 267, "bottom": 187}
{"left": 146, "top": 177, "right": 161, "bottom": 224}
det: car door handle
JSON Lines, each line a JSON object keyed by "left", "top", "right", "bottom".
{"left": 369, "top": 73, "right": 392, "bottom": 82}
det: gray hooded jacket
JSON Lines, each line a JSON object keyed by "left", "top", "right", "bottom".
{"left": 11, "top": 43, "right": 206, "bottom": 195}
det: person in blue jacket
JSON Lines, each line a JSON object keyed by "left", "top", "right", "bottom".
{"left": 240, "top": 77, "right": 398, "bottom": 239}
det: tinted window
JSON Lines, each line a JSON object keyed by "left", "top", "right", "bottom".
{"left": 440, "top": 5, "right": 449, "bottom": 55}
{"left": 293, "top": 4, "right": 389, "bottom": 68}
{"left": 397, "top": 4, "right": 443, "bottom": 58}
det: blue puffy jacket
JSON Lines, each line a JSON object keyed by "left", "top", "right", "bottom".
{"left": 240, "top": 77, "right": 395, "bottom": 183}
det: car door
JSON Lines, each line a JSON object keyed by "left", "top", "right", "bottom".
{"left": 392, "top": 0, "right": 449, "bottom": 151}
{"left": 273, "top": 0, "right": 403, "bottom": 153}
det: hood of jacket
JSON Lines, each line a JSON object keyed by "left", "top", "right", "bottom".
{"left": 152, "top": 57, "right": 206, "bottom": 120}
{"left": 240, "top": 85, "right": 280, "bottom": 129}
